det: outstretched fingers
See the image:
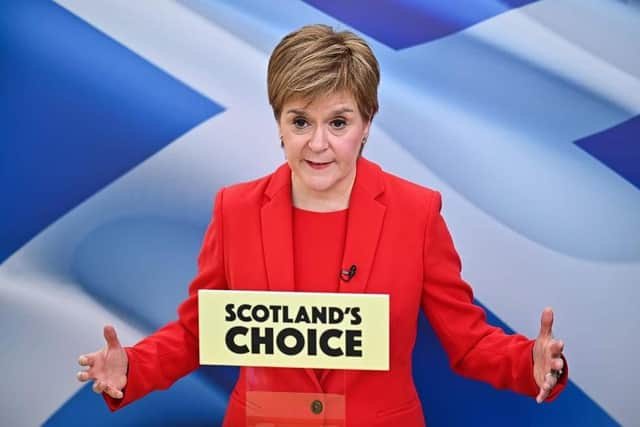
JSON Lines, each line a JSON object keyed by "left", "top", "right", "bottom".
{"left": 77, "top": 353, "right": 98, "bottom": 382}
{"left": 78, "top": 353, "right": 95, "bottom": 368}
{"left": 534, "top": 307, "right": 567, "bottom": 403}
{"left": 77, "top": 371, "right": 91, "bottom": 382}
{"left": 536, "top": 373, "right": 557, "bottom": 403}
{"left": 77, "top": 326, "right": 127, "bottom": 399}
{"left": 104, "top": 384, "right": 124, "bottom": 399}
{"left": 550, "top": 339, "right": 564, "bottom": 357}
{"left": 103, "top": 325, "right": 122, "bottom": 350}
{"left": 91, "top": 380, "right": 123, "bottom": 398}
{"left": 553, "top": 357, "right": 565, "bottom": 372}
{"left": 538, "top": 307, "right": 554, "bottom": 338}
{"left": 92, "top": 380, "right": 107, "bottom": 394}
{"left": 536, "top": 342, "right": 565, "bottom": 403}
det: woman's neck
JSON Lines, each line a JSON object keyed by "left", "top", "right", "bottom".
{"left": 291, "top": 173, "right": 355, "bottom": 212}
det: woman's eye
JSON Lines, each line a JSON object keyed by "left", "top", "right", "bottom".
{"left": 331, "top": 119, "right": 347, "bottom": 129}
{"left": 293, "top": 117, "right": 308, "bottom": 128}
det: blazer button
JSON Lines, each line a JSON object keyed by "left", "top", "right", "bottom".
{"left": 310, "top": 399, "right": 323, "bottom": 414}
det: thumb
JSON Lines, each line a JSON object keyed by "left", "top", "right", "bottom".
{"left": 103, "top": 325, "right": 122, "bottom": 350}
{"left": 538, "top": 307, "right": 554, "bottom": 338}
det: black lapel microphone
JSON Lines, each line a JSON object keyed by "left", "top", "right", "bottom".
{"left": 340, "top": 264, "right": 357, "bottom": 282}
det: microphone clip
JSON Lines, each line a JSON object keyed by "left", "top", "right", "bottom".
{"left": 340, "top": 264, "right": 357, "bottom": 282}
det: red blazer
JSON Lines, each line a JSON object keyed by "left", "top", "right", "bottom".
{"left": 107, "top": 157, "right": 566, "bottom": 426}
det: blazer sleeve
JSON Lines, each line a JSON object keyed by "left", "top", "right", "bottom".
{"left": 420, "top": 192, "right": 567, "bottom": 401}
{"left": 105, "top": 188, "right": 229, "bottom": 410}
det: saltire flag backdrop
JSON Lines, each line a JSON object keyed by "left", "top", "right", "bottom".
{"left": 1, "top": 1, "right": 638, "bottom": 426}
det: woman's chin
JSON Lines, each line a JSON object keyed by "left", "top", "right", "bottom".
{"left": 302, "top": 180, "right": 335, "bottom": 195}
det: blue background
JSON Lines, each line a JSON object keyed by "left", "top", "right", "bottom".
{"left": 1, "top": 1, "right": 637, "bottom": 426}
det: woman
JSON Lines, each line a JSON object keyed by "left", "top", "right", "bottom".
{"left": 77, "top": 24, "right": 567, "bottom": 426}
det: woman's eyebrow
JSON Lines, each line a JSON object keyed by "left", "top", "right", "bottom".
{"left": 330, "top": 107, "right": 355, "bottom": 115}
{"left": 285, "top": 107, "right": 355, "bottom": 115}
{"left": 285, "top": 108, "right": 307, "bottom": 115}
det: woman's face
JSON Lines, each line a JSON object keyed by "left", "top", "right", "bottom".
{"left": 278, "top": 91, "right": 370, "bottom": 210}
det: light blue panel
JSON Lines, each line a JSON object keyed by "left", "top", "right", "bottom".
{"left": 72, "top": 218, "right": 205, "bottom": 330}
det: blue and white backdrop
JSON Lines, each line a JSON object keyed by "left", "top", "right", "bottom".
{"left": 1, "top": 1, "right": 638, "bottom": 426}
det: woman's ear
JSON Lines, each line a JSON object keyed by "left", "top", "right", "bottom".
{"left": 363, "top": 119, "right": 372, "bottom": 141}
{"left": 276, "top": 114, "right": 285, "bottom": 148}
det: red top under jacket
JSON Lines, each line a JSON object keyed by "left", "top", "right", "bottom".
{"left": 293, "top": 206, "right": 348, "bottom": 384}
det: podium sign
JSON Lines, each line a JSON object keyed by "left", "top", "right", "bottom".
{"left": 198, "top": 290, "right": 389, "bottom": 370}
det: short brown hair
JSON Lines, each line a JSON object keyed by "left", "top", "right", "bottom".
{"left": 267, "top": 24, "right": 380, "bottom": 121}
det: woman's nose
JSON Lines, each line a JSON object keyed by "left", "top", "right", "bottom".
{"left": 308, "top": 128, "right": 328, "bottom": 151}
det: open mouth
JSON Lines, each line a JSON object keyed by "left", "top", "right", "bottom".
{"left": 305, "top": 160, "right": 332, "bottom": 169}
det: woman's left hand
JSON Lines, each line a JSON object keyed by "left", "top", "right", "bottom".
{"left": 533, "top": 307, "right": 565, "bottom": 403}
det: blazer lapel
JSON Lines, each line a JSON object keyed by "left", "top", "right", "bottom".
{"left": 340, "top": 158, "right": 386, "bottom": 294}
{"left": 261, "top": 163, "right": 296, "bottom": 292}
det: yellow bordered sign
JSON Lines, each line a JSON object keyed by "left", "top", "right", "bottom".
{"left": 198, "top": 290, "right": 389, "bottom": 370}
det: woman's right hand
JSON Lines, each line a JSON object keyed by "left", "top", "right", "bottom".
{"left": 77, "top": 325, "right": 128, "bottom": 399}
